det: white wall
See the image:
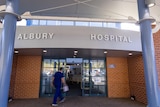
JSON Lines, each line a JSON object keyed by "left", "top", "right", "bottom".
{"left": 0, "top": 26, "right": 142, "bottom": 51}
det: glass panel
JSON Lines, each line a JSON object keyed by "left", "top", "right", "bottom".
{"left": 53, "top": 59, "right": 59, "bottom": 72}
{"left": 61, "top": 21, "right": 74, "bottom": 26}
{"left": 89, "top": 22, "right": 102, "bottom": 27}
{"left": 91, "top": 60, "right": 97, "bottom": 68}
{"left": 41, "top": 76, "right": 53, "bottom": 95}
{"left": 82, "top": 60, "right": 90, "bottom": 76}
{"left": 47, "top": 20, "right": 57, "bottom": 25}
{"left": 75, "top": 21, "right": 89, "bottom": 26}
{"left": 43, "top": 59, "right": 51, "bottom": 67}
{"left": 107, "top": 23, "right": 116, "bottom": 28}
{"left": 41, "top": 59, "right": 54, "bottom": 97}
{"left": 103, "top": 22, "right": 107, "bottom": 27}
{"left": 42, "top": 67, "right": 54, "bottom": 76}
{"left": 39, "top": 20, "right": 47, "bottom": 25}
{"left": 98, "top": 60, "right": 104, "bottom": 68}
{"left": 90, "top": 85, "right": 106, "bottom": 95}
{"left": 59, "top": 59, "right": 66, "bottom": 67}
{"left": 90, "top": 59, "right": 106, "bottom": 96}
{"left": 41, "top": 58, "right": 106, "bottom": 97}
{"left": 32, "top": 20, "right": 39, "bottom": 25}
{"left": 55, "top": 21, "right": 61, "bottom": 25}
{"left": 82, "top": 59, "right": 90, "bottom": 96}
{"left": 50, "top": 59, "right": 54, "bottom": 67}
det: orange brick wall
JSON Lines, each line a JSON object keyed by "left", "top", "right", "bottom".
{"left": 9, "top": 55, "right": 18, "bottom": 98}
{"left": 107, "top": 57, "right": 130, "bottom": 98}
{"left": 13, "top": 56, "right": 42, "bottom": 99}
{"left": 154, "top": 30, "right": 160, "bottom": 85}
{"left": 128, "top": 55, "right": 147, "bottom": 104}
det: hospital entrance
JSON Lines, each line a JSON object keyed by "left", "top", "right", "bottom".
{"left": 40, "top": 58, "right": 107, "bottom": 97}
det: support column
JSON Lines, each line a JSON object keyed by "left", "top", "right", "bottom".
{"left": 137, "top": 0, "right": 160, "bottom": 107}
{"left": 0, "top": 0, "right": 19, "bottom": 107}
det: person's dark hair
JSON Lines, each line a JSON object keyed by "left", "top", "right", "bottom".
{"left": 59, "top": 67, "right": 63, "bottom": 71}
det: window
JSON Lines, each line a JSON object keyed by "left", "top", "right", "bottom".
{"left": 89, "top": 22, "right": 102, "bottom": 27}
{"left": 75, "top": 21, "right": 89, "bottom": 26}
{"left": 61, "top": 21, "right": 74, "bottom": 26}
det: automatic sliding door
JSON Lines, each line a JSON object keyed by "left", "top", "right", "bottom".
{"left": 82, "top": 59, "right": 106, "bottom": 96}
{"left": 90, "top": 60, "right": 106, "bottom": 96}
{"left": 40, "top": 59, "right": 66, "bottom": 97}
{"left": 82, "top": 60, "right": 90, "bottom": 96}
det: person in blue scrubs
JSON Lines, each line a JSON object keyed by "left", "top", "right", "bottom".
{"left": 52, "top": 67, "right": 66, "bottom": 106}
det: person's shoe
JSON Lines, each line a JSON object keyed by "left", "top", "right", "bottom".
{"left": 52, "top": 104, "right": 58, "bottom": 106}
{"left": 59, "top": 98, "right": 65, "bottom": 103}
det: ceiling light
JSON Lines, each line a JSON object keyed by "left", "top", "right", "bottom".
{"left": 74, "top": 50, "right": 78, "bottom": 53}
{"left": 128, "top": 52, "right": 133, "bottom": 56}
{"left": 104, "top": 51, "right": 107, "bottom": 54}
{"left": 145, "top": 0, "right": 156, "bottom": 7}
{"left": 14, "top": 50, "right": 19, "bottom": 54}
{"left": 43, "top": 49, "right": 47, "bottom": 53}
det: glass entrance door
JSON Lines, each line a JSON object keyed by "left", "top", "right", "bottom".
{"left": 40, "top": 58, "right": 106, "bottom": 97}
{"left": 81, "top": 60, "right": 90, "bottom": 96}
{"left": 82, "top": 59, "right": 106, "bottom": 96}
{"left": 40, "top": 59, "right": 66, "bottom": 97}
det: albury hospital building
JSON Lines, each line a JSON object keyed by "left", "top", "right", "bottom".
{"left": 0, "top": 0, "right": 160, "bottom": 107}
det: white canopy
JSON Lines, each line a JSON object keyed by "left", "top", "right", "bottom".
{"left": 0, "top": 0, "right": 160, "bottom": 23}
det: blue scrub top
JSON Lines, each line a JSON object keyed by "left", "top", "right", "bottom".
{"left": 53, "top": 72, "right": 64, "bottom": 88}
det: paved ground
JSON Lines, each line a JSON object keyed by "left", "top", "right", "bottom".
{"left": 8, "top": 96, "right": 146, "bottom": 107}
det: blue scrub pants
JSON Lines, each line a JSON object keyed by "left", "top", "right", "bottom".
{"left": 53, "top": 87, "right": 63, "bottom": 104}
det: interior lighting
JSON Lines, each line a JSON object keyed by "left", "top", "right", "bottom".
{"left": 43, "top": 49, "right": 47, "bottom": 53}
{"left": 145, "top": 0, "right": 156, "bottom": 7}
{"left": 14, "top": 50, "right": 19, "bottom": 54}
{"left": 104, "top": 51, "right": 107, "bottom": 54}
{"left": 74, "top": 50, "right": 78, "bottom": 53}
{"left": 128, "top": 52, "right": 133, "bottom": 56}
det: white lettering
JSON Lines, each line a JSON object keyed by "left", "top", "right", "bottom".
{"left": 42, "top": 33, "right": 48, "bottom": 39}
{"left": 90, "top": 34, "right": 132, "bottom": 43}
{"left": 48, "top": 33, "right": 54, "bottom": 39}
{"left": 23, "top": 34, "right": 28, "bottom": 40}
{"left": 104, "top": 35, "right": 109, "bottom": 41}
{"left": 115, "top": 35, "right": 118, "bottom": 42}
{"left": 36, "top": 34, "right": 41, "bottom": 39}
{"left": 17, "top": 34, "right": 23, "bottom": 40}
{"left": 90, "top": 34, "right": 96, "bottom": 40}
{"left": 123, "top": 36, "right": 128, "bottom": 42}
{"left": 110, "top": 35, "right": 114, "bottom": 41}
{"left": 29, "top": 33, "right": 35, "bottom": 39}
{"left": 17, "top": 33, "right": 55, "bottom": 40}
{"left": 128, "top": 37, "right": 132, "bottom": 43}
{"left": 118, "top": 36, "right": 123, "bottom": 42}
{"left": 97, "top": 34, "right": 103, "bottom": 40}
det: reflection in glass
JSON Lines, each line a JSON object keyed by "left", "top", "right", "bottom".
{"left": 41, "top": 59, "right": 66, "bottom": 97}
{"left": 82, "top": 59, "right": 106, "bottom": 96}
{"left": 43, "top": 59, "right": 51, "bottom": 67}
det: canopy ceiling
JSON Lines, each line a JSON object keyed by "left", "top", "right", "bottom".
{"left": 0, "top": 0, "right": 160, "bottom": 23}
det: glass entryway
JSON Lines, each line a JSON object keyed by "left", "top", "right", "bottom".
{"left": 40, "top": 59, "right": 66, "bottom": 97}
{"left": 82, "top": 59, "right": 106, "bottom": 96}
{"left": 40, "top": 58, "right": 106, "bottom": 97}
